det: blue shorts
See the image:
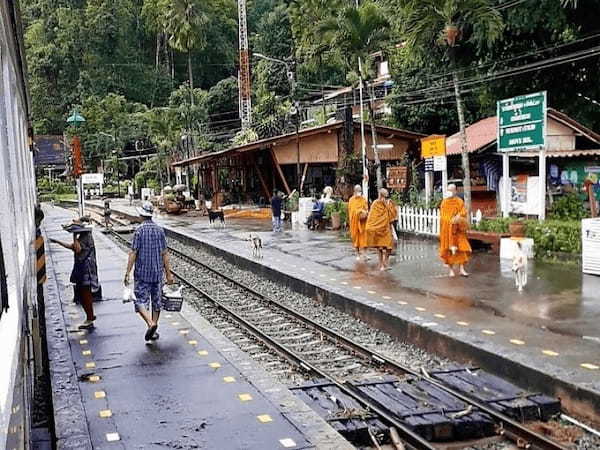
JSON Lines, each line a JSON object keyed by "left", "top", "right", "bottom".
{"left": 134, "top": 280, "right": 162, "bottom": 312}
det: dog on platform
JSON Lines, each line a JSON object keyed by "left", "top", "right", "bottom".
{"left": 208, "top": 210, "right": 225, "bottom": 228}
{"left": 512, "top": 241, "right": 528, "bottom": 292}
{"left": 247, "top": 234, "right": 262, "bottom": 258}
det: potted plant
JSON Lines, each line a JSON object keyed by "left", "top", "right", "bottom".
{"left": 509, "top": 218, "right": 526, "bottom": 238}
{"left": 325, "top": 201, "right": 348, "bottom": 230}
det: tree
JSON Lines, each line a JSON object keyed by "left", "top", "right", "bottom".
{"left": 164, "top": 0, "right": 208, "bottom": 103}
{"left": 399, "top": 0, "right": 503, "bottom": 212}
{"left": 319, "top": 1, "right": 390, "bottom": 191}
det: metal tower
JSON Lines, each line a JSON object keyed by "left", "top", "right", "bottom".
{"left": 238, "top": 0, "right": 252, "bottom": 129}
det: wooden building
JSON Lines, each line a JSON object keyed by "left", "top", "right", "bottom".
{"left": 172, "top": 120, "right": 424, "bottom": 205}
{"left": 444, "top": 108, "right": 600, "bottom": 216}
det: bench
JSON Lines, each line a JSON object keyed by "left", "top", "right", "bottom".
{"left": 466, "top": 230, "right": 510, "bottom": 254}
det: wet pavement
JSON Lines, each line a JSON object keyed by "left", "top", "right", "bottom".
{"left": 86, "top": 200, "right": 600, "bottom": 419}
{"left": 42, "top": 205, "right": 350, "bottom": 449}
{"left": 91, "top": 200, "right": 600, "bottom": 339}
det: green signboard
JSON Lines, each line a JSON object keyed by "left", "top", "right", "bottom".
{"left": 497, "top": 91, "right": 547, "bottom": 152}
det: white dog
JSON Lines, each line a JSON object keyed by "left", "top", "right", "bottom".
{"left": 512, "top": 241, "right": 528, "bottom": 292}
{"left": 247, "top": 234, "right": 262, "bottom": 258}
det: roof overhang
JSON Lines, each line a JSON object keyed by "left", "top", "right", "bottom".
{"left": 503, "top": 149, "right": 600, "bottom": 158}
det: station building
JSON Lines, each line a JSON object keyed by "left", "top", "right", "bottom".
{"left": 443, "top": 108, "right": 600, "bottom": 216}
{"left": 172, "top": 116, "right": 424, "bottom": 206}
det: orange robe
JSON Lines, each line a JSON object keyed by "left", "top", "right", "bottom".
{"left": 348, "top": 195, "right": 368, "bottom": 249}
{"left": 439, "top": 196, "right": 472, "bottom": 265}
{"left": 386, "top": 199, "right": 397, "bottom": 222}
{"left": 366, "top": 199, "right": 393, "bottom": 249}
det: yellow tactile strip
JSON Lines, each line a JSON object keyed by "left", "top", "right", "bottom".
{"left": 74, "top": 312, "right": 301, "bottom": 448}
{"left": 326, "top": 277, "right": 600, "bottom": 373}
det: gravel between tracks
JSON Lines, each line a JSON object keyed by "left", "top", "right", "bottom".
{"left": 167, "top": 237, "right": 451, "bottom": 372}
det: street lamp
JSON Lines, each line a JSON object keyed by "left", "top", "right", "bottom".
{"left": 66, "top": 109, "right": 86, "bottom": 217}
{"left": 252, "top": 53, "right": 301, "bottom": 194}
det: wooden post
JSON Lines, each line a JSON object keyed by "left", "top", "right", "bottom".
{"left": 270, "top": 149, "right": 291, "bottom": 195}
{"left": 252, "top": 159, "right": 271, "bottom": 200}
{"left": 300, "top": 163, "right": 309, "bottom": 194}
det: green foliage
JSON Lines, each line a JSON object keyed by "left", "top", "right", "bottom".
{"left": 37, "top": 178, "right": 77, "bottom": 200}
{"left": 526, "top": 220, "right": 581, "bottom": 256}
{"left": 474, "top": 217, "right": 582, "bottom": 256}
{"left": 286, "top": 191, "right": 299, "bottom": 212}
{"left": 323, "top": 200, "right": 348, "bottom": 225}
{"left": 232, "top": 128, "right": 259, "bottom": 146}
{"left": 473, "top": 217, "right": 512, "bottom": 233}
{"left": 549, "top": 193, "right": 588, "bottom": 221}
{"left": 318, "top": 1, "right": 389, "bottom": 79}
{"left": 205, "top": 77, "right": 238, "bottom": 118}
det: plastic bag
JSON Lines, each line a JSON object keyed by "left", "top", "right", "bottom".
{"left": 122, "top": 285, "right": 136, "bottom": 303}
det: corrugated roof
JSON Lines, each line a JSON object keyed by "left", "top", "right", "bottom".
{"left": 511, "top": 149, "right": 600, "bottom": 158}
{"left": 445, "top": 109, "right": 600, "bottom": 156}
{"left": 172, "top": 121, "right": 424, "bottom": 167}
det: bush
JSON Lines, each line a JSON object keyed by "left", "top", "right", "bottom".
{"left": 473, "top": 217, "right": 512, "bottom": 233}
{"left": 525, "top": 220, "right": 581, "bottom": 256}
{"left": 474, "top": 217, "right": 581, "bottom": 256}
{"left": 549, "top": 193, "right": 588, "bottom": 221}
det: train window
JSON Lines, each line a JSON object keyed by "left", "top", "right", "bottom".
{"left": 0, "top": 237, "right": 7, "bottom": 319}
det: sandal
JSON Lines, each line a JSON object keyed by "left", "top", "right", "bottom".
{"left": 145, "top": 324, "right": 158, "bottom": 341}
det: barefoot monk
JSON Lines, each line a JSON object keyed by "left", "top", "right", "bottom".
{"left": 348, "top": 185, "right": 368, "bottom": 260}
{"left": 439, "top": 184, "right": 471, "bottom": 277}
{"left": 366, "top": 188, "right": 394, "bottom": 271}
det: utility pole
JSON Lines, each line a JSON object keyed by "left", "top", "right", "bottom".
{"left": 238, "top": 0, "right": 252, "bottom": 129}
{"left": 254, "top": 52, "right": 300, "bottom": 193}
{"left": 355, "top": 0, "right": 368, "bottom": 200}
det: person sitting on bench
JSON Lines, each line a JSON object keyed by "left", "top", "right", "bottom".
{"left": 305, "top": 198, "right": 324, "bottom": 230}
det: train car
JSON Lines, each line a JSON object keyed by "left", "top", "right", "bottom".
{"left": 0, "top": 1, "right": 44, "bottom": 449}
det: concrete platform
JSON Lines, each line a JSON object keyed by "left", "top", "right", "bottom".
{"left": 41, "top": 205, "right": 351, "bottom": 450}
{"left": 83, "top": 199, "right": 600, "bottom": 423}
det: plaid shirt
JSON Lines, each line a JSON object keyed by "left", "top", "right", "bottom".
{"left": 132, "top": 219, "right": 167, "bottom": 282}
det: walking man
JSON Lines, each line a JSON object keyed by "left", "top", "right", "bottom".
{"left": 124, "top": 201, "right": 173, "bottom": 341}
{"left": 271, "top": 190, "right": 284, "bottom": 232}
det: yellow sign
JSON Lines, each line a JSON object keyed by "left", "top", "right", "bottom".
{"left": 421, "top": 135, "right": 446, "bottom": 158}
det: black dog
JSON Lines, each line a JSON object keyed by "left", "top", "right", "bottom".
{"left": 208, "top": 210, "right": 225, "bottom": 228}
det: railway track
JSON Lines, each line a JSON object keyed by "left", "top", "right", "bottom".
{"left": 107, "top": 228, "right": 567, "bottom": 450}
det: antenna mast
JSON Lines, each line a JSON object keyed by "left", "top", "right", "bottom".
{"left": 238, "top": 0, "right": 252, "bottom": 129}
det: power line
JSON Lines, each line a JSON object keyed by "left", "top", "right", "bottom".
{"left": 395, "top": 44, "right": 600, "bottom": 99}
{"left": 397, "top": 30, "right": 600, "bottom": 88}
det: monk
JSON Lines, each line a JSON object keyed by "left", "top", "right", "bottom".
{"left": 439, "top": 184, "right": 471, "bottom": 277}
{"left": 348, "top": 185, "right": 368, "bottom": 260}
{"left": 366, "top": 188, "right": 394, "bottom": 271}
{"left": 386, "top": 195, "right": 398, "bottom": 255}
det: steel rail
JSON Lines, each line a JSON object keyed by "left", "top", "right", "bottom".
{"left": 163, "top": 236, "right": 567, "bottom": 450}
{"left": 111, "top": 230, "right": 435, "bottom": 450}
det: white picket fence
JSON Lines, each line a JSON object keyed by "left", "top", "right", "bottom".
{"left": 397, "top": 206, "right": 440, "bottom": 236}
{"left": 397, "top": 206, "right": 480, "bottom": 236}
